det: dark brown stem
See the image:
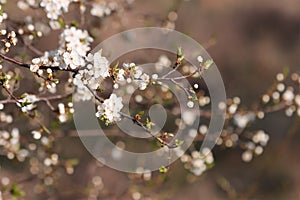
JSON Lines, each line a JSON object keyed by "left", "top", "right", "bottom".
{"left": 119, "top": 112, "right": 178, "bottom": 149}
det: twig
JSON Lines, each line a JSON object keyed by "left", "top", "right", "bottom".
{"left": 119, "top": 112, "right": 178, "bottom": 149}
{"left": 85, "top": 84, "right": 104, "bottom": 103}
{"left": 0, "top": 53, "right": 78, "bottom": 73}
{"left": 0, "top": 92, "right": 73, "bottom": 105}
{"left": 157, "top": 69, "right": 198, "bottom": 81}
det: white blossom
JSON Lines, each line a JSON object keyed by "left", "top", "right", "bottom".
{"left": 282, "top": 89, "right": 294, "bottom": 103}
{"left": 133, "top": 68, "right": 150, "bottom": 90}
{"left": 252, "top": 130, "right": 269, "bottom": 146}
{"left": 30, "top": 64, "right": 39, "bottom": 72}
{"left": 60, "top": 26, "right": 93, "bottom": 57}
{"left": 40, "top": 0, "right": 72, "bottom": 20}
{"left": 93, "top": 51, "right": 110, "bottom": 79}
{"left": 17, "top": 93, "right": 38, "bottom": 112}
{"left": 233, "top": 112, "right": 255, "bottom": 128}
{"left": 90, "top": 2, "right": 117, "bottom": 18}
{"left": 116, "top": 69, "right": 125, "bottom": 82}
{"left": 95, "top": 93, "right": 123, "bottom": 124}
{"left": 63, "top": 50, "right": 84, "bottom": 69}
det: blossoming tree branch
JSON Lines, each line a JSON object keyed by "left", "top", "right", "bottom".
{"left": 0, "top": 0, "right": 300, "bottom": 199}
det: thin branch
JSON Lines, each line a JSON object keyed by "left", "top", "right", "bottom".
{"left": 0, "top": 53, "right": 78, "bottom": 73}
{"left": 85, "top": 84, "right": 104, "bottom": 103}
{"left": 119, "top": 112, "right": 178, "bottom": 149}
{"left": 0, "top": 92, "right": 73, "bottom": 105}
{"left": 157, "top": 69, "right": 198, "bottom": 81}
{"left": 170, "top": 78, "right": 191, "bottom": 97}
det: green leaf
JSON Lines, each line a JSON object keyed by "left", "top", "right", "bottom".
{"left": 57, "top": 18, "right": 65, "bottom": 28}
{"left": 67, "top": 158, "right": 79, "bottom": 166}
{"left": 52, "top": 79, "right": 59, "bottom": 84}
{"left": 177, "top": 47, "right": 183, "bottom": 58}
{"left": 157, "top": 137, "right": 165, "bottom": 145}
{"left": 42, "top": 125, "right": 51, "bottom": 134}
{"left": 70, "top": 21, "right": 78, "bottom": 27}
{"left": 0, "top": 75, "right": 7, "bottom": 85}
{"left": 159, "top": 166, "right": 168, "bottom": 173}
{"left": 168, "top": 133, "right": 174, "bottom": 137}
{"left": 177, "top": 47, "right": 184, "bottom": 62}
{"left": 137, "top": 111, "right": 144, "bottom": 116}
{"left": 146, "top": 117, "right": 155, "bottom": 130}
{"left": 175, "top": 139, "right": 184, "bottom": 147}
{"left": 203, "top": 59, "right": 213, "bottom": 70}
{"left": 282, "top": 66, "right": 290, "bottom": 78}
{"left": 10, "top": 183, "right": 25, "bottom": 198}
{"left": 113, "top": 62, "right": 119, "bottom": 70}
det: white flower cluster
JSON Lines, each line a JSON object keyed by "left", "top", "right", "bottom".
{"left": 133, "top": 68, "right": 150, "bottom": 90}
{"left": 32, "top": 51, "right": 61, "bottom": 70}
{"left": 60, "top": 27, "right": 93, "bottom": 70}
{"left": 180, "top": 148, "right": 214, "bottom": 176}
{"left": 233, "top": 112, "right": 255, "bottom": 129}
{"left": 16, "top": 93, "right": 38, "bottom": 113}
{"left": 31, "top": 26, "right": 93, "bottom": 72}
{"left": 0, "top": 128, "right": 29, "bottom": 161}
{"left": 190, "top": 149, "right": 214, "bottom": 176}
{"left": 0, "top": 28, "right": 17, "bottom": 53}
{"left": 95, "top": 93, "right": 123, "bottom": 124}
{"left": 0, "top": 4, "right": 7, "bottom": 25}
{"left": 252, "top": 130, "right": 269, "bottom": 146}
{"left": 155, "top": 55, "right": 172, "bottom": 72}
{"left": 40, "top": 0, "right": 73, "bottom": 20}
{"left": 242, "top": 130, "right": 269, "bottom": 162}
{"left": 73, "top": 51, "right": 110, "bottom": 101}
{"left": 122, "top": 63, "right": 150, "bottom": 90}
{"left": 0, "top": 110, "right": 13, "bottom": 124}
{"left": 282, "top": 88, "right": 295, "bottom": 104}
{"left": 91, "top": 1, "right": 118, "bottom": 18}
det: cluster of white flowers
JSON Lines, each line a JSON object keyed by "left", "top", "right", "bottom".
{"left": 233, "top": 112, "right": 255, "bottom": 129}
{"left": 155, "top": 55, "right": 172, "bottom": 72}
{"left": 252, "top": 130, "right": 269, "bottom": 146}
{"left": 31, "top": 51, "right": 61, "bottom": 69}
{"left": 122, "top": 63, "right": 150, "bottom": 90}
{"left": 40, "top": 0, "right": 73, "bottom": 20}
{"left": 0, "top": 28, "right": 17, "bottom": 53}
{"left": 133, "top": 69, "right": 150, "bottom": 90}
{"left": 90, "top": 1, "right": 118, "bottom": 18}
{"left": 31, "top": 26, "right": 93, "bottom": 73}
{"left": 0, "top": 110, "right": 13, "bottom": 124}
{"left": 86, "top": 52, "right": 110, "bottom": 79}
{"left": 163, "top": 11, "right": 178, "bottom": 30}
{"left": 59, "top": 27, "right": 93, "bottom": 69}
{"left": 95, "top": 93, "right": 123, "bottom": 124}
{"left": 0, "top": 3, "right": 7, "bottom": 25}
{"left": 0, "top": 128, "right": 29, "bottom": 161}
{"left": 282, "top": 88, "right": 295, "bottom": 104}
{"left": 63, "top": 50, "right": 85, "bottom": 70}
{"left": 16, "top": 93, "right": 38, "bottom": 113}
{"left": 241, "top": 130, "right": 269, "bottom": 162}
{"left": 180, "top": 148, "right": 214, "bottom": 176}
{"left": 73, "top": 51, "right": 110, "bottom": 101}
{"left": 190, "top": 149, "right": 214, "bottom": 176}
{"left": 60, "top": 27, "right": 93, "bottom": 57}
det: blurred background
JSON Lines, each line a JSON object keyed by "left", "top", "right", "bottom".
{"left": 2, "top": 0, "right": 300, "bottom": 199}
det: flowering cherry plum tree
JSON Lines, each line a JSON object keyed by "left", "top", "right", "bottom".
{"left": 0, "top": 0, "right": 300, "bottom": 199}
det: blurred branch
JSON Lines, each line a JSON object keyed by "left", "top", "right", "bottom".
{"left": 239, "top": 117, "right": 300, "bottom": 200}
{"left": 216, "top": 175, "right": 239, "bottom": 200}
{"left": 0, "top": 92, "right": 72, "bottom": 105}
